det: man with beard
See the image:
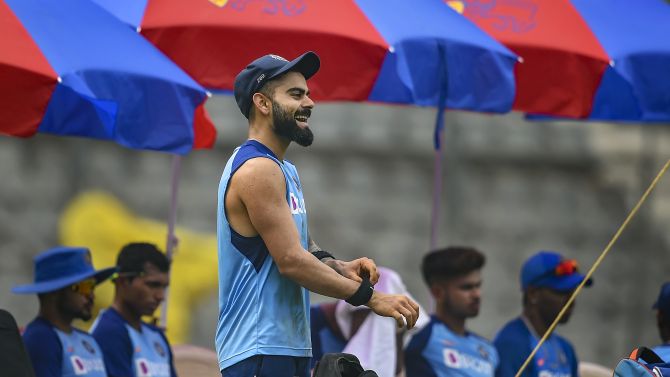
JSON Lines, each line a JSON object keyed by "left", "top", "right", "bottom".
{"left": 12, "top": 246, "right": 115, "bottom": 377}
{"left": 405, "top": 246, "right": 498, "bottom": 377}
{"left": 91, "top": 242, "right": 176, "bottom": 377}
{"left": 217, "top": 51, "right": 420, "bottom": 377}
{"left": 494, "top": 251, "right": 591, "bottom": 377}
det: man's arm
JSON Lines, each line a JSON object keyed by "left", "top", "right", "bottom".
{"left": 230, "top": 158, "right": 418, "bottom": 328}
{"left": 494, "top": 337, "right": 529, "bottom": 377}
{"left": 92, "top": 320, "right": 134, "bottom": 377}
{"left": 23, "top": 325, "right": 62, "bottom": 377}
{"left": 309, "top": 235, "right": 381, "bottom": 285}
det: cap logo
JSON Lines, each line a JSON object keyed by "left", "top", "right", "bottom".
{"left": 256, "top": 73, "right": 265, "bottom": 83}
{"left": 269, "top": 54, "right": 288, "bottom": 62}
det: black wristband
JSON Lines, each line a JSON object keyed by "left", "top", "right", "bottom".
{"left": 345, "top": 277, "right": 374, "bottom": 306}
{"left": 312, "top": 250, "right": 334, "bottom": 260}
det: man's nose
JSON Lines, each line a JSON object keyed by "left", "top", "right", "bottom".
{"left": 302, "top": 95, "right": 314, "bottom": 109}
{"left": 155, "top": 288, "right": 166, "bottom": 302}
{"left": 472, "top": 287, "right": 482, "bottom": 299}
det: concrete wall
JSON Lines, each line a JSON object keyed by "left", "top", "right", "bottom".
{"left": 1, "top": 96, "right": 669, "bottom": 368}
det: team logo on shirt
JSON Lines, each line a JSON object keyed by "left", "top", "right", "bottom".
{"left": 289, "top": 193, "right": 306, "bottom": 214}
{"left": 136, "top": 358, "right": 171, "bottom": 377}
{"left": 81, "top": 339, "right": 96, "bottom": 354}
{"left": 154, "top": 341, "right": 166, "bottom": 358}
{"left": 70, "top": 355, "right": 105, "bottom": 375}
{"left": 72, "top": 356, "right": 86, "bottom": 375}
{"left": 442, "top": 348, "right": 494, "bottom": 374}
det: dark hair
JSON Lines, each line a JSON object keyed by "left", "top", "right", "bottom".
{"left": 116, "top": 242, "right": 170, "bottom": 275}
{"left": 421, "top": 246, "right": 485, "bottom": 286}
{"left": 249, "top": 79, "right": 282, "bottom": 122}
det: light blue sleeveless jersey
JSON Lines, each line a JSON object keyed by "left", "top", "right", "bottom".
{"left": 216, "top": 140, "right": 311, "bottom": 370}
{"left": 406, "top": 315, "right": 499, "bottom": 377}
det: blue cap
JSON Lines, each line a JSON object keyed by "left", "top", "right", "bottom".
{"left": 234, "top": 51, "right": 320, "bottom": 119}
{"left": 520, "top": 251, "right": 592, "bottom": 292}
{"left": 653, "top": 282, "right": 670, "bottom": 314}
{"left": 12, "top": 246, "right": 117, "bottom": 294}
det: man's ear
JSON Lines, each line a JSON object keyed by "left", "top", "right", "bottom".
{"left": 252, "top": 93, "right": 271, "bottom": 116}
{"left": 526, "top": 286, "right": 540, "bottom": 304}
{"left": 430, "top": 282, "right": 444, "bottom": 299}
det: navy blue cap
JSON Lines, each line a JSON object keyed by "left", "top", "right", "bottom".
{"left": 12, "top": 246, "right": 116, "bottom": 294}
{"left": 234, "top": 51, "right": 320, "bottom": 119}
{"left": 520, "top": 251, "right": 592, "bottom": 292}
{"left": 653, "top": 282, "right": 670, "bottom": 314}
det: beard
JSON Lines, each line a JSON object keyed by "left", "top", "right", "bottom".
{"left": 272, "top": 101, "right": 314, "bottom": 147}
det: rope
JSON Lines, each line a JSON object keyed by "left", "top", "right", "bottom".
{"left": 514, "top": 158, "right": 670, "bottom": 377}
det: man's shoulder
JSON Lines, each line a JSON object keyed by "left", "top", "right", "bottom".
{"left": 142, "top": 321, "right": 168, "bottom": 337}
{"left": 553, "top": 333, "right": 576, "bottom": 354}
{"left": 494, "top": 317, "right": 527, "bottom": 345}
{"left": 231, "top": 140, "right": 282, "bottom": 174}
{"left": 91, "top": 308, "right": 127, "bottom": 337}
{"left": 22, "top": 318, "right": 61, "bottom": 352}
{"left": 23, "top": 318, "right": 57, "bottom": 341}
{"left": 406, "top": 317, "right": 436, "bottom": 352}
{"left": 468, "top": 330, "right": 496, "bottom": 348}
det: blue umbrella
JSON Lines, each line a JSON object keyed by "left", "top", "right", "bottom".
{"left": 92, "top": 0, "right": 519, "bottom": 248}
{"left": 1, "top": 0, "right": 216, "bottom": 154}
{"left": 571, "top": 0, "right": 670, "bottom": 122}
{"left": 92, "top": 0, "right": 517, "bottom": 114}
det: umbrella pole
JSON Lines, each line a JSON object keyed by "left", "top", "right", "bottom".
{"left": 430, "top": 44, "right": 448, "bottom": 251}
{"left": 430, "top": 130, "right": 444, "bottom": 250}
{"left": 160, "top": 154, "right": 182, "bottom": 328}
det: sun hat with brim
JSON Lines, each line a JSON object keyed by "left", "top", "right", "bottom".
{"left": 12, "top": 246, "right": 117, "bottom": 294}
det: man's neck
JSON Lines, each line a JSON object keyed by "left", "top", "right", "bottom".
{"left": 248, "top": 122, "right": 290, "bottom": 160}
{"left": 434, "top": 310, "right": 467, "bottom": 336}
{"left": 38, "top": 307, "right": 73, "bottom": 333}
{"left": 112, "top": 301, "right": 142, "bottom": 331}
{"left": 523, "top": 308, "right": 550, "bottom": 337}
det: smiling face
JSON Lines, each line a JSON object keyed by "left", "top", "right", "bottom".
{"left": 265, "top": 71, "right": 315, "bottom": 146}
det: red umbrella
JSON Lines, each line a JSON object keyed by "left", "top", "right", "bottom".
{"left": 451, "top": 0, "right": 611, "bottom": 118}
{"left": 94, "top": 0, "right": 520, "bottom": 252}
{"left": 92, "top": 0, "right": 517, "bottom": 111}
{"left": 1, "top": 0, "right": 216, "bottom": 152}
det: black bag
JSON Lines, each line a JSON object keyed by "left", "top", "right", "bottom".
{"left": 313, "top": 353, "right": 379, "bottom": 377}
{"left": 0, "top": 309, "right": 36, "bottom": 377}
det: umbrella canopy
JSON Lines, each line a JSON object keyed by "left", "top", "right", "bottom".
{"left": 571, "top": 0, "right": 670, "bottom": 122}
{"left": 1, "top": 0, "right": 216, "bottom": 154}
{"left": 454, "top": 0, "right": 611, "bottom": 118}
{"left": 92, "top": 0, "right": 518, "bottom": 113}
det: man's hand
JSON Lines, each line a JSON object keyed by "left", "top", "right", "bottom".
{"left": 366, "top": 291, "right": 420, "bottom": 330}
{"left": 328, "top": 257, "right": 380, "bottom": 285}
